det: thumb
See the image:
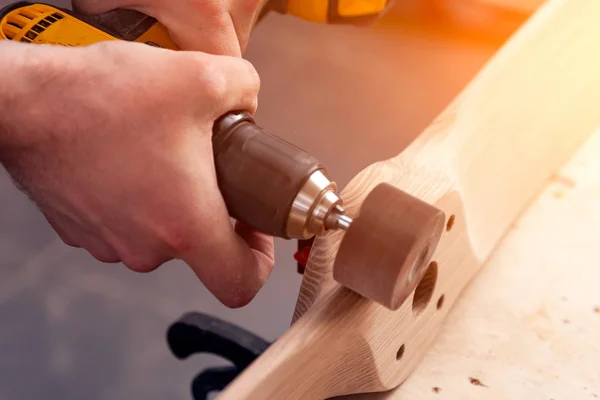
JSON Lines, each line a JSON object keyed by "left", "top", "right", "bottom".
{"left": 183, "top": 218, "right": 275, "bottom": 308}
{"left": 173, "top": 52, "right": 266, "bottom": 307}
{"left": 72, "top": 0, "right": 129, "bottom": 15}
{"left": 72, "top": 0, "right": 243, "bottom": 56}
{"left": 172, "top": 135, "right": 273, "bottom": 308}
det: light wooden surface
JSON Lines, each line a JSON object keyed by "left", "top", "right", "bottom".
{"left": 345, "top": 118, "right": 600, "bottom": 400}
{"left": 218, "top": 0, "right": 600, "bottom": 398}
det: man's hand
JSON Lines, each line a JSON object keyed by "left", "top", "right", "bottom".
{"left": 0, "top": 41, "right": 274, "bottom": 308}
{"left": 73, "top": 0, "right": 264, "bottom": 56}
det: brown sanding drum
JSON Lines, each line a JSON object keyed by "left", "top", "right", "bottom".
{"left": 333, "top": 183, "right": 445, "bottom": 310}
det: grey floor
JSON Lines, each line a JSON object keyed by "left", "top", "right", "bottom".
{"left": 0, "top": 2, "right": 502, "bottom": 399}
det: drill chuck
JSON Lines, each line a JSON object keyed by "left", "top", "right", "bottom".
{"left": 213, "top": 112, "right": 352, "bottom": 239}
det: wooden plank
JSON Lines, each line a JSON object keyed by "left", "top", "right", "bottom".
{"left": 219, "top": 0, "right": 600, "bottom": 398}
{"left": 345, "top": 123, "right": 600, "bottom": 399}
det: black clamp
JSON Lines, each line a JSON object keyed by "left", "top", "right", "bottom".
{"left": 167, "top": 312, "right": 271, "bottom": 400}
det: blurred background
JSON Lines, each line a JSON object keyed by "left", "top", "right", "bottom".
{"left": 0, "top": 1, "right": 538, "bottom": 399}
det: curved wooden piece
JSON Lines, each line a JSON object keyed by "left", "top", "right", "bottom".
{"left": 219, "top": 1, "right": 600, "bottom": 398}
{"left": 343, "top": 125, "right": 600, "bottom": 399}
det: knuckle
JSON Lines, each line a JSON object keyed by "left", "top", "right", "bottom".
{"left": 121, "top": 253, "right": 162, "bottom": 273}
{"left": 61, "top": 237, "right": 80, "bottom": 248}
{"left": 88, "top": 247, "right": 120, "bottom": 264}
{"left": 47, "top": 223, "right": 81, "bottom": 248}
{"left": 243, "top": 59, "right": 261, "bottom": 91}
{"left": 159, "top": 225, "right": 193, "bottom": 255}
{"left": 199, "top": 63, "right": 228, "bottom": 101}
{"left": 180, "top": 55, "right": 227, "bottom": 101}
{"left": 97, "top": 253, "right": 121, "bottom": 264}
{"left": 260, "top": 251, "right": 275, "bottom": 272}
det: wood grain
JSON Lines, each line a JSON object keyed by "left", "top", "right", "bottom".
{"left": 219, "top": 0, "right": 600, "bottom": 398}
{"left": 343, "top": 115, "right": 600, "bottom": 400}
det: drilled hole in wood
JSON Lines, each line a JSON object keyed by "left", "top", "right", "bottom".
{"left": 437, "top": 294, "right": 445, "bottom": 310}
{"left": 412, "top": 261, "right": 438, "bottom": 315}
{"left": 396, "top": 344, "right": 405, "bottom": 360}
{"left": 446, "top": 215, "right": 456, "bottom": 232}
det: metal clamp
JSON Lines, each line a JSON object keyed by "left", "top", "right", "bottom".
{"left": 167, "top": 312, "right": 271, "bottom": 400}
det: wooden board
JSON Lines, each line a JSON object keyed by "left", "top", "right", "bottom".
{"left": 217, "top": 1, "right": 600, "bottom": 398}
{"left": 344, "top": 123, "right": 600, "bottom": 399}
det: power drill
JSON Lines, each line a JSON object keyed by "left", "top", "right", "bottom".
{"left": 0, "top": 1, "right": 391, "bottom": 240}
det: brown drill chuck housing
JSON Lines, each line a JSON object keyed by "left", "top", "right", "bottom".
{"left": 212, "top": 112, "right": 351, "bottom": 240}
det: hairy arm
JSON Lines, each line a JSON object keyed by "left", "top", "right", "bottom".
{"left": 0, "top": 42, "right": 76, "bottom": 149}
{"left": 0, "top": 42, "right": 33, "bottom": 149}
{"left": 0, "top": 40, "right": 274, "bottom": 308}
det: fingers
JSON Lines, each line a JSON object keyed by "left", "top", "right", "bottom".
{"left": 228, "top": 0, "right": 264, "bottom": 52}
{"left": 166, "top": 11, "right": 242, "bottom": 56}
{"left": 164, "top": 0, "right": 265, "bottom": 55}
{"left": 72, "top": 0, "right": 127, "bottom": 15}
{"left": 235, "top": 221, "right": 276, "bottom": 275}
{"left": 43, "top": 211, "right": 80, "bottom": 248}
{"left": 43, "top": 211, "right": 121, "bottom": 263}
{"left": 100, "top": 227, "right": 173, "bottom": 273}
{"left": 181, "top": 207, "right": 275, "bottom": 308}
{"left": 73, "top": 0, "right": 243, "bottom": 56}
{"left": 83, "top": 237, "right": 121, "bottom": 264}
{"left": 187, "top": 52, "right": 260, "bottom": 117}
{"left": 234, "top": 220, "right": 274, "bottom": 257}
{"left": 45, "top": 204, "right": 275, "bottom": 304}
{"left": 185, "top": 232, "right": 275, "bottom": 308}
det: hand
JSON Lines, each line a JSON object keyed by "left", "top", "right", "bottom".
{"left": 0, "top": 41, "right": 274, "bottom": 308}
{"left": 73, "top": 0, "right": 264, "bottom": 56}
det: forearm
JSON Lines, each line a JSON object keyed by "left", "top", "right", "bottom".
{"left": 0, "top": 37, "right": 271, "bottom": 307}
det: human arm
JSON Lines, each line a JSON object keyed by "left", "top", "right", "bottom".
{"left": 0, "top": 40, "right": 274, "bottom": 308}
{"left": 73, "top": 0, "right": 264, "bottom": 56}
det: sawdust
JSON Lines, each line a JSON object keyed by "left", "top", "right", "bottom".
{"left": 469, "top": 377, "right": 488, "bottom": 387}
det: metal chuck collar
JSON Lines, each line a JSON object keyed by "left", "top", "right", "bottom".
{"left": 286, "top": 170, "right": 353, "bottom": 240}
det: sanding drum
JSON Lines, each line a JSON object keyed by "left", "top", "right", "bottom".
{"left": 334, "top": 183, "right": 445, "bottom": 310}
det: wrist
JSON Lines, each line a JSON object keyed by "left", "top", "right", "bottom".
{"left": 0, "top": 42, "right": 35, "bottom": 147}
{"left": 0, "top": 42, "right": 66, "bottom": 149}
{"left": 0, "top": 42, "right": 21, "bottom": 146}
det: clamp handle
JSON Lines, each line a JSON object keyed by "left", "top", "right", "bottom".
{"left": 167, "top": 312, "right": 271, "bottom": 400}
